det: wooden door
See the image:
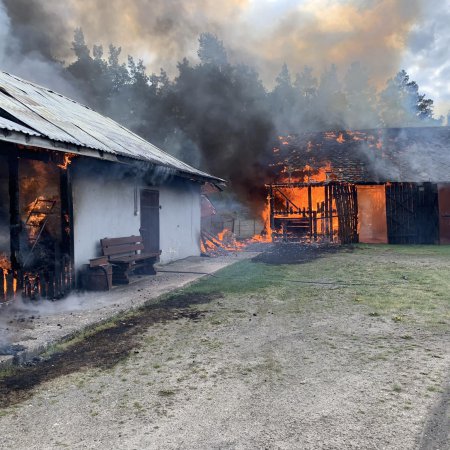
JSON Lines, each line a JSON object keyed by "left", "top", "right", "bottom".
{"left": 140, "top": 189, "right": 160, "bottom": 253}
{"left": 386, "top": 183, "right": 439, "bottom": 244}
{"left": 332, "top": 183, "right": 358, "bottom": 244}
{"left": 438, "top": 184, "right": 450, "bottom": 244}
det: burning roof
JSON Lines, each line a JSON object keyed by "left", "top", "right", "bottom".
{"left": 273, "top": 127, "right": 450, "bottom": 184}
{"left": 0, "top": 71, "right": 224, "bottom": 185}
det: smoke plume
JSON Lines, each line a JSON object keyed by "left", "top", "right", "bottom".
{"left": 0, "top": 0, "right": 439, "bottom": 215}
{"left": 0, "top": 0, "right": 81, "bottom": 100}
{"left": 0, "top": 0, "right": 425, "bottom": 85}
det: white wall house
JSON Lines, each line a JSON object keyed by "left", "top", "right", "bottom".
{"left": 72, "top": 161, "right": 202, "bottom": 270}
{"left": 0, "top": 71, "right": 223, "bottom": 297}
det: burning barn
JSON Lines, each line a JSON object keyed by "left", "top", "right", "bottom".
{"left": 267, "top": 127, "right": 450, "bottom": 245}
{"left": 0, "top": 71, "right": 223, "bottom": 301}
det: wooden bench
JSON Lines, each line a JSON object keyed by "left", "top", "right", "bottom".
{"left": 90, "top": 235, "right": 161, "bottom": 285}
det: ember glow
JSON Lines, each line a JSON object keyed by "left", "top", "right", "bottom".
{"left": 0, "top": 253, "right": 11, "bottom": 299}
{"left": 0, "top": 253, "right": 16, "bottom": 300}
{"left": 57, "top": 153, "right": 74, "bottom": 170}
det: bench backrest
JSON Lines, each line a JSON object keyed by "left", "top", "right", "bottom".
{"left": 100, "top": 235, "right": 144, "bottom": 257}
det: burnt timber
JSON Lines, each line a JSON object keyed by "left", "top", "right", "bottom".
{"left": 267, "top": 127, "right": 450, "bottom": 244}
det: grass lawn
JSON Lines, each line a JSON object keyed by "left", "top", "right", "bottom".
{"left": 181, "top": 244, "right": 450, "bottom": 328}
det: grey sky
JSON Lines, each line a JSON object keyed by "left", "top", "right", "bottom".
{"left": 401, "top": 0, "right": 450, "bottom": 117}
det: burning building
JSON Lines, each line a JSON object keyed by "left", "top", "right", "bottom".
{"left": 0, "top": 71, "right": 224, "bottom": 301}
{"left": 267, "top": 127, "right": 450, "bottom": 245}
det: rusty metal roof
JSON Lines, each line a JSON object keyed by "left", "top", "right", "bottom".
{"left": 273, "top": 127, "right": 450, "bottom": 183}
{"left": 0, "top": 71, "right": 223, "bottom": 183}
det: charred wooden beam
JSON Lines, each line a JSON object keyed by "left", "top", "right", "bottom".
{"left": 324, "top": 185, "right": 330, "bottom": 237}
{"left": 274, "top": 187, "right": 300, "bottom": 211}
{"left": 308, "top": 185, "right": 313, "bottom": 237}
{"left": 269, "top": 185, "right": 275, "bottom": 230}
{"left": 60, "top": 165, "right": 75, "bottom": 290}
{"left": 8, "top": 153, "right": 20, "bottom": 273}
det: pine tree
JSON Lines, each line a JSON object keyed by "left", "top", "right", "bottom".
{"left": 197, "top": 33, "right": 228, "bottom": 67}
{"left": 379, "top": 70, "right": 438, "bottom": 127}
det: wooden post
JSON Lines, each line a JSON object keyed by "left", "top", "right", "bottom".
{"left": 8, "top": 154, "right": 21, "bottom": 274}
{"left": 313, "top": 211, "right": 318, "bottom": 241}
{"left": 269, "top": 185, "right": 275, "bottom": 231}
{"left": 324, "top": 185, "right": 329, "bottom": 238}
{"left": 60, "top": 165, "right": 75, "bottom": 291}
{"left": 329, "top": 185, "right": 334, "bottom": 242}
{"left": 308, "top": 185, "right": 313, "bottom": 238}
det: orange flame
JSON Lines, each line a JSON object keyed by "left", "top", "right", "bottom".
{"left": 0, "top": 253, "right": 12, "bottom": 299}
{"left": 57, "top": 153, "right": 74, "bottom": 170}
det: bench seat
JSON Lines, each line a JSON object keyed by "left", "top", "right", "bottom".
{"left": 89, "top": 235, "right": 161, "bottom": 285}
{"left": 109, "top": 252, "right": 161, "bottom": 264}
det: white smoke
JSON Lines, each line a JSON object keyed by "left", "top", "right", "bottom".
{"left": 0, "top": 290, "right": 125, "bottom": 349}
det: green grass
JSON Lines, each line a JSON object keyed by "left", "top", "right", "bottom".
{"left": 180, "top": 244, "right": 450, "bottom": 326}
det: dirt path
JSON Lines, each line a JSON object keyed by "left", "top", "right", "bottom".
{"left": 0, "top": 245, "right": 449, "bottom": 449}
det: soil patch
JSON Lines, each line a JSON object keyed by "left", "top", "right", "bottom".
{"left": 0, "top": 291, "right": 222, "bottom": 408}
{"left": 252, "top": 242, "right": 346, "bottom": 265}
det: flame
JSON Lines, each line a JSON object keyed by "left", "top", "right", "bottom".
{"left": 336, "top": 132, "right": 345, "bottom": 144}
{"left": 2, "top": 269, "right": 6, "bottom": 297}
{"left": 57, "top": 153, "right": 74, "bottom": 170}
{"left": 324, "top": 131, "right": 337, "bottom": 140}
{"left": 24, "top": 197, "right": 51, "bottom": 243}
{"left": 278, "top": 162, "right": 334, "bottom": 184}
{"left": 0, "top": 253, "right": 12, "bottom": 300}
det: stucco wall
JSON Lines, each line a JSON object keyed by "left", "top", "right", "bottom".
{"left": 158, "top": 181, "right": 201, "bottom": 264}
{"left": 71, "top": 161, "right": 201, "bottom": 271}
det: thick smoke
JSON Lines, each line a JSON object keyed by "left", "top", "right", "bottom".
{"left": 0, "top": 0, "right": 441, "bottom": 215}
{"left": 251, "top": 0, "right": 423, "bottom": 87}
{"left": 0, "top": 0, "right": 81, "bottom": 100}
{"left": 1, "top": 0, "right": 425, "bottom": 86}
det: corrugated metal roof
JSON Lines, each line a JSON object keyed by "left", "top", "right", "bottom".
{"left": 0, "top": 71, "right": 223, "bottom": 183}
{"left": 0, "top": 116, "right": 41, "bottom": 136}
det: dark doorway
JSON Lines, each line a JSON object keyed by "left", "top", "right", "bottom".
{"left": 438, "top": 184, "right": 450, "bottom": 244}
{"left": 140, "top": 189, "right": 160, "bottom": 253}
{"left": 386, "top": 183, "right": 439, "bottom": 244}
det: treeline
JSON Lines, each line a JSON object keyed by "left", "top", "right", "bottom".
{"left": 62, "top": 31, "right": 441, "bottom": 199}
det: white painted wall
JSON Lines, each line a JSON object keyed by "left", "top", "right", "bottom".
{"left": 158, "top": 181, "right": 201, "bottom": 264}
{"left": 71, "top": 161, "right": 201, "bottom": 272}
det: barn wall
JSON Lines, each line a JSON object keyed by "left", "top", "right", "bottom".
{"left": 71, "top": 160, "right": 201, "bottom": 271}
{"left": 357, "top": 185, "right": 388, "bottom": 244}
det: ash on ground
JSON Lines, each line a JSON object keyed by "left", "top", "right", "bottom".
{"left": 253, "top": 242, "right": 345, "bottom": 265}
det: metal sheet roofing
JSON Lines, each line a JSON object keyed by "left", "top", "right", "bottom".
{"left": 0, "top": 116, "right": 41, "bottom": 136}
{"left": 0, "top": 71, "right": 223, "bottom": 183}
